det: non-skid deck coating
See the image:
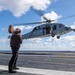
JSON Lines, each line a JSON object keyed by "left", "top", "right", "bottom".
{"left": 0, "top": 51, "right": 75, "bottom": 75}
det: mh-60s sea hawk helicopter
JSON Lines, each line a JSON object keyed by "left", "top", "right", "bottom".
{"left": 8, "top": 11, "right": 75, "bottom": 39}
{"left": 22, "top": 21, "right": 75, "bottom": 39}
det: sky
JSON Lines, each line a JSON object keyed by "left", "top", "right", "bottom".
{"left": 0, "top": 0, "right": 75, "bottom": 51}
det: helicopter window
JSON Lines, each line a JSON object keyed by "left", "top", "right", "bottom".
{"left": 32, "top": 27, "right": 37, "bottom": 32}
{"left": 32, "top": 26, "right": 40, "bottom": 32}
{"left": 53, "top": 25, "right": 56, "bottom": 30}
{"left": 38, "top": 26, "right": 40, "bottom": 29}
{"left": 36, "top": 26, "right": 40, "bottom": 29}
{"left": 34, "top": 27, "right": 37, "bottom": 30}
{"left": 59, "top": 24, "right": 64, "bottom": 28}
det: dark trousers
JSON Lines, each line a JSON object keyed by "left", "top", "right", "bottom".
{"left": 8, "top": 47, "right": 19, "bottom": 71}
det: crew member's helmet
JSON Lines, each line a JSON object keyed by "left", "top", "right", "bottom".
{"left": 14, "top": 28, "right": 21, "bottom": 33}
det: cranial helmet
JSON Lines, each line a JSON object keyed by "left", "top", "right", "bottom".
{"left": 14, "top": 28, "right": 21, "bottom": 33}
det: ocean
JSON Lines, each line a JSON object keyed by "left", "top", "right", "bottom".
{"left": 0, "top": 50, "right": 75, "bottom": 55}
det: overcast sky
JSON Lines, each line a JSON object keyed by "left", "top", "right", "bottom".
{"left": 0, "top": 0, "right": 75, "bottom": 51}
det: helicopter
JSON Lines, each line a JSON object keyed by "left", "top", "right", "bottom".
{"left": 8, "top": 11, "right": 75, "bottom": 39}
{"left": 21, "top": 21, "right": 75, "bottom": 39}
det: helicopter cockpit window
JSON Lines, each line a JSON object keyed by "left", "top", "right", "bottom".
{"left": 36, "top": 26, "right": 40, "bottom": 29}
{"left": 38, "top": 26, "right": 40, "bottom": 29}
{"left": 53, "top": 25, "right": 56, "bottom": 30}
{"left": 32, "top": 27, "right": 37, "bottom": 32}
{"left": 32, "top": 26, "right": 40, "bottom": 32}
{"left": 34, "top": 27, "right": 37, "bottom": 30}
{"left": 59, "top": 24, "right": 64, "bottom": 28}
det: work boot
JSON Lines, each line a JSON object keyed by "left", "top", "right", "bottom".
{"left": 9, "top": 70, "right": 17, "bottom": 73}
{"left": 13, "top": 67, "right": 19, "bottom": 70}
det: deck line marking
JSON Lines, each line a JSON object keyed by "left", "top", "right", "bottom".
{"left": 0, "top": 65, "right": 75, "bottom": 75}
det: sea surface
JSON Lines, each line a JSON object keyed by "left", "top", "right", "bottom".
{"left": 0, "top": 50, "right": 75, "bottom": 55}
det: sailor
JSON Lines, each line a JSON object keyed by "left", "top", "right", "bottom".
{"left": 8, "top": 28, "right": 22, "bottom": 73}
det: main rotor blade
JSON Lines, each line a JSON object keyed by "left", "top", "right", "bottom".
{"left": 13, "top": 19, "right": 55, "bottom": 26}
{"left": 58, "top": 14, "right": 75, "bottom": 20}
{"left": 13, "top": 21, "right": 47, "bottom": 26}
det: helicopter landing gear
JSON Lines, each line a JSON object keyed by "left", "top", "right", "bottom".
{"left": 51, "top": 33, "right": 55, "bottom": 37}
{"left": 57, "top": 36, "right": 60, "bottom": 39}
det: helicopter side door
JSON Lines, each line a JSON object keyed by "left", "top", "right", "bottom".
{"left": 43, "top": 27, "right": 51, "bottom": 35}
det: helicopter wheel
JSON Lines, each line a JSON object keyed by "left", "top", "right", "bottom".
{"left": 57, "top": 36, "right": 60, "bottom": 39}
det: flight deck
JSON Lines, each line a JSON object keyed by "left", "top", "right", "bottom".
{"left": 0, "top": 51, "right": 75, "bottom": 75}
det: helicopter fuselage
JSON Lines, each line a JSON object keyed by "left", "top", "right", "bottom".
{"left": 22, "top": 23, "right": 73, "bottom": 39}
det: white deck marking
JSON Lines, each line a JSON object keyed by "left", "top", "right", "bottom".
{"left": 0, "top": 65, "right": 75, "bottom": 75}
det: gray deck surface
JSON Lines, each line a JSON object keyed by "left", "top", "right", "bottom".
{"left": 0, "top": 51, "right": 75, "bottom": 75}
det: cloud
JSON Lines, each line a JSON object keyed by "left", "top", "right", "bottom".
{"left": 0, "top": 38, "right": 9, "bottom": 43}
{"left": 32, "top": 0, "right": 50, "bottom": 10}
{"left": 71, "top": 22, "right": 75, "bottom": 29}
{"left": 41, "top": 11, "right": 61, "bottom": 22}
{"left": 0, "top": 34, "right": 75, "bottom": 51}
{"left": 28, "top": 38, "right": 43, "bottom": 43}
{"left": 13, "top": 24, "right": 40, "bottom": 32}
{"left": 0, "top": 0, "right": 50, "bottom": 17}
{"left": 53, "top": 35, "right": 75, "bottom": 50}
{"left": 14, "top": 25, "right": 33, "bottom": 31}
{"left": 62, "top": 35, "right": 75, "bottom": 41}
